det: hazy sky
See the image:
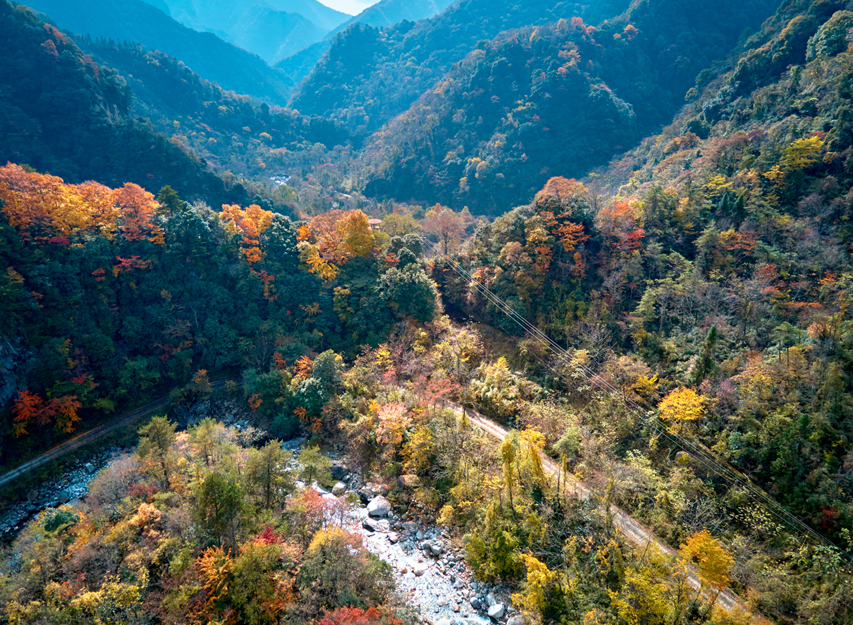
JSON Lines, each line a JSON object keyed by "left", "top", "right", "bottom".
{"left": 319, "top": 0, "right": 378, "bottom": 15}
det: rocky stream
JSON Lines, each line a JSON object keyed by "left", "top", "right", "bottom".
{"left": 1, "top": 434, "right": 523, "bottom": 625}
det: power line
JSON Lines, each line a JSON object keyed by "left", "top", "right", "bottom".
{"left": 418, "top": 234, "right": 853, "bottom": 567}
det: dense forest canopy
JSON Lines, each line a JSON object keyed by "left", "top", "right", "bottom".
{"left": 2, "top": 0, "right": 853, "bottom": 622}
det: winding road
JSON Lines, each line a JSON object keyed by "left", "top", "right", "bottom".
{"left": 0, "top": 380, "right": 234, "bottom": 491}
{"left": 455, "top": 402, "right": 749, "bottom": 615}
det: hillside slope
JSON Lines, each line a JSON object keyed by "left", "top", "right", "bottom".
{"left": 18, "top": 0, "right": 294, "bottom": 104}
{"left": 426, "top": 1, "right": 853, "bottom": 620}
{"left": 75, "top": 36, "right": 351, "bottom": 185}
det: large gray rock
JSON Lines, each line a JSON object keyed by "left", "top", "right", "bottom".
{"left": 281, "top": 437, "right": 306, "bottom": 451}
{"left": 507, "top": 616, "right": 525, "bottom": 625}
{"left": 396, "top": 474, "right": 420, "bottom": 490}
{"left": 367, "top": 495, "right": 392, "bottom": 517}
{"left": 487, "top": 604, "right": 505, "bottom": 620}
{"left": 413, "top": 561, "right": 430, "bottom": 576}
{"left": 428, "top": 541, "right": 444, "bottom": 557}
{"left": 332, "top": 481, "right": 347, "bottom": 496}
{"left": 330, "top": 462, "right": 349, "bottom": 480}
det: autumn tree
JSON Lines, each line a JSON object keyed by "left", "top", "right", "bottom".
{"left": 658, "top": 387, "right": 708, "bottom": 433}
{"left": 222, "top": 540, "right": 295, "bottom": 625}
{"left": 337, "top": 209, "right": 375, "bottom": 258}
{"left": 534, "top": 177, "right": 589, "bottom": 214}
{"left": 220, "top": 203, "right": 275, "bottom": 264}
{"left": 0, "top": 164, "right": 127, "bottom": 241}
{"left": 296, "top": 528, "right": 392, "bottom": 613}
{"left": 499, "top": 429, "right": 547, "bottom": 511}
{"left": 307, "top": 209, "right": 346, "bottom": 262}
{"left": 11, "top": 390, "right": 81, "bottom": 437}
{"left": 423, "top": 204, "right": 464, "bottom": 255}
{"left": 511, "top": 554, "right": 558, "bottom": 618}
{"left": 381, "top": 212, "right": 422, "bottom": 237}
{"left": 245, "top": 441, "right": 293, "bottom": 508}
{"left": 137, "top": 416, "right": 176, "bottom": 488}
{"left": 677, "top": 529, "right": 734, "bottom": 617}
{"left": 115, "top": 183, "right": 165, "bottom": 245}
{"left": 195, "top": 472, "right": 246, "bottom": 548}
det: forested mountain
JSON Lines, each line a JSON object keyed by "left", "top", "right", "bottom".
{"left": 358, "top": 0, "right": 781, "bottom": 214}
{"left": 0, "top": 1, "right": 249, "bottom": 207}
{"left": 0, "top": 164, "right": 435, "bottom": 459}
{"left": 416, "top": 0, "right": 853, "bottom": 618}
{"left": 143, "top": 0, "right": 350, "bottom": 65}
{"left": 290, "top": 0, "right": 634, "bottom": 132}
{"left": 19, "top": 0, "right": 294, "bottom": 104}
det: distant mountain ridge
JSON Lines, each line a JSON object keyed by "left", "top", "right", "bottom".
{"left": 276, "top": 0, "right": 456, "bottom": 85}
{"left": 227, "top": 5, "right": 327, "bottom": 64}
{"left": 328, "top": 0, "right": 455, "bottom": 37}
{"left": 159, "top": 0, "right": 350, "bottom": 32}
{"left": 19, "top": 0, "right": 294, "bottom": 104}
{"left": 150, "top": 0, "right": 350, "bottom": 64}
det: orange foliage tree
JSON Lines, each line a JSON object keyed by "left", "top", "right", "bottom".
{"left": 220, "top": 203, "right": 275, "bottom": 264}
{"left": 306, "top": 209, "right": 375, "bottom": 264}
{"left": 12, "top": 390, "right": 81, "bottom": 436}
{"left": 114, "top": 183, "right": 165, "bottom": 244}
{"left": 0, "top": 164, "right": 164, "bottom": 244}
{"left": 534, "top": 176, "right": 588, "bottom": 210}
{"left": 597, "top": 200, "right": 645, "bottom": 254}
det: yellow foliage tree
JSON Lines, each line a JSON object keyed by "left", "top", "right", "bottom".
{"left": 782, "top": 136, "right": 823, "bottom": 172}
{"left": 511, "top": 554, "right": 558, "bottom": 618}
{"left": 607, "top": 564, "right": 672, "bottom": 625}
{"left": 658, "top": 387, "right": 707, "bottom": 433}
{"left": 336, "top": 209, "right": 375, "bottom": 258}
{"left": 679, "top": 529, "right": 734, "bottom": 610}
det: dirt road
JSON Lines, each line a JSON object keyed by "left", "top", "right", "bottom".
{"left": 0, "top": 380, "right": 234, "bottom": 490}
{"left": 457, "top": 403, "right": 747, "bottom": 614}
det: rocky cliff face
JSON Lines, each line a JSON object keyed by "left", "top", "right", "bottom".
{"left": 0, "top": 339, "right": 26, "bottom": 408}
